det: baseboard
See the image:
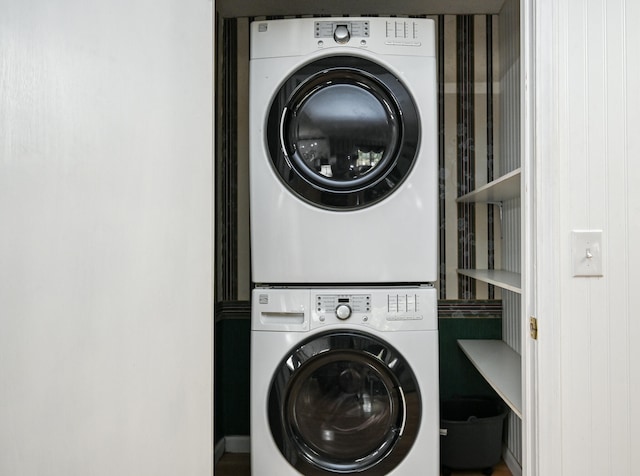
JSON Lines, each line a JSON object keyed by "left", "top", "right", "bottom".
{"left": 503, "top": 444, "right": 522, "bottom": 476}
{"left": 214, "top": 438, "right": 226, "bottom": 465}
{"left": 214, "top": 435, "right": 250, "bottom": 465}
{"left": 223, "top": 435, "right": 251, "bottom": 454}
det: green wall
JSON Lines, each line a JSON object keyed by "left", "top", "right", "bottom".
{"left": 438, "top": 317, "right": 502, "bottom": 400}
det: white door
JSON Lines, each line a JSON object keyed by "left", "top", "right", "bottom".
{"left": 0, "top": 1, "right": 214, "bottom": 474}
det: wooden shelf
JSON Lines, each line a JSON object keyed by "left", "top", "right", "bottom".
{"left": 457, "top": 339, "right": 522, "bottom": 419}
{"left": 457, "top": 269, "right": 521, "bottom": 294}
{"left": 457, "top": 168, "right": 521, "bottom": 203}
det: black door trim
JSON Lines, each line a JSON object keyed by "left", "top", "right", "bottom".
{"left": 266, "top": 56, "right": 421, "bottom": 210}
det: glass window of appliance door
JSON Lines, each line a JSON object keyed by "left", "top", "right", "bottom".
{"left": 268, "top": 332, "right": 422, "bottom": 474}
{"left": 266, "top": 56, "right": 420, "bottom": 210}
{"left": 286, "top": 77, "right": 397, "bottom": 185}
{"left": 286, "top": 352, "right": 401, "bottom": 471}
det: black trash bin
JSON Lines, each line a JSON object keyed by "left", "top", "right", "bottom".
{"left": 440, "top": 398, "right": 508, "bottom": 475}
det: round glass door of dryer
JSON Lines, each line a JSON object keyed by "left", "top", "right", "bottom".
{"left": 266, "top": 56, "right": 421, "bottom": 210}
{"left": 267, "top": 331, "right": 423, "bottom": 475}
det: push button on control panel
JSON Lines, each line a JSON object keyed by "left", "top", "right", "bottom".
{"left": 384, "top": 20, "right": 422, "bottom": 46}
{"left": 387, "top": 293, "right": 423, "bottom": 320}
{"left": 385, "top": 20, "right": 419, "bottom": 39}
{"left": 389, "top": 294, "right": 418, "bottom": 312}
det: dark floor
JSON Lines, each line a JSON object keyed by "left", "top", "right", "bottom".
{"left": 215, "top": 452, "right": 513, "bottom": 476}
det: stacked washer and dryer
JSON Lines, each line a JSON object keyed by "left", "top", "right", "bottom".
{"left": 249, "top": 17, "right": 439, "bottom": 475}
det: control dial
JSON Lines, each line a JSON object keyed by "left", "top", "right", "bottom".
{"left": 335, "top": 304, "right": 352, "bottom": 320}
{"left": 333, "top": 24, "right": 350, "bottom": 44}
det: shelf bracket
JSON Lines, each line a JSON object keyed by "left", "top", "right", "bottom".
{"left": 487, "top": 201, "right": 504, "bottom": 239}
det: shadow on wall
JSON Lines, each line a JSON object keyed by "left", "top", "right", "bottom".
{"left": 215, "top": 302, "right": 251, "bottom": 440}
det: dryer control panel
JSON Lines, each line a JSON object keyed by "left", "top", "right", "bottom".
{"left": 313, "top": 19, "right": 422, "bottom": 46}
{"left": 251, "top": 17, "right": 436, "bottom": 59}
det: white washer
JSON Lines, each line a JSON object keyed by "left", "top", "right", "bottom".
{"left": 250, "top": 18, "right": 438, "bottom": 284}
{"left": 251, "top": 286, "right": 439, "bottom": 475}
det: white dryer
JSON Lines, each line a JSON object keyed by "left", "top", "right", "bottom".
{"left": 249, "top": 18, "right": 438, "bottom": 284}
{"left": 250, "top": 286, "right": 439, "bottom": 475}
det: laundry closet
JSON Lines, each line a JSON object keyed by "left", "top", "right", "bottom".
{"left": 3, "top": 0, "right": 639, "bottom": 475}
{"left": 215, "top": 0, "right": 529, "bottom": 474}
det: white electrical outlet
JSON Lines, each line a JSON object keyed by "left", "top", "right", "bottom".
{"left": 571, "top": 230, "right": 603, "bottom": 277}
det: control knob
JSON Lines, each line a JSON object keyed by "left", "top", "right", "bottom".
{"left": 333, "top": 24, "right": 350, "bottom": 44}
{"left": 336, "top": 304, "right": 352, "bottom": 320}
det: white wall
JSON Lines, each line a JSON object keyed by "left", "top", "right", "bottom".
{"left": 535, "top": 0, "right": 640, "bottom": 474}
{"left": 0, "top": 1, "right": 213, "bottom": 475}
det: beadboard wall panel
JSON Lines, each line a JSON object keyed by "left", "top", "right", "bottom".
{"left": 537, "top": 0, "right": 640, "bottom": 473}
{"left": 498, "top": 0, "right": 522, "bottom": 467}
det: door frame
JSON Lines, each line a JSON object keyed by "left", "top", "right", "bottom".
{"left": 521, "top": 0, "right": 538, "bottom": 474}
{"left": 522, "top": 0, "right": 562, "bottom": 475}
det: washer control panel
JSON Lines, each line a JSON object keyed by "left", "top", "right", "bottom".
{"left": 312, "top": 288, "right": 437, "bottom": 331}
{"left": 251, "top": 17, "right": 436, "bottom": 60}
{"left": 253, "top": 287, "right": 437, "bottom": 332}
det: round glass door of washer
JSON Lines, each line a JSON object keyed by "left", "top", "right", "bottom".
{"left": 267, "top": 331, "right": 423, "bottom": 474}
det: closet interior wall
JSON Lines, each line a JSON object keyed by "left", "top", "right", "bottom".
{"left": 498, "top": 0, "right": 522, "bottom": 466}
